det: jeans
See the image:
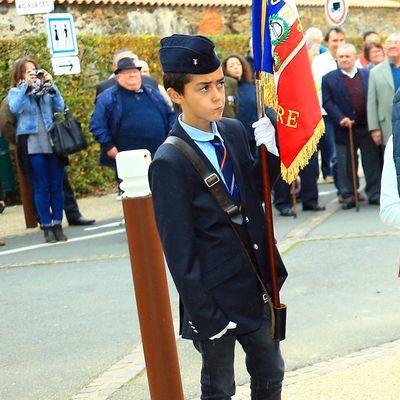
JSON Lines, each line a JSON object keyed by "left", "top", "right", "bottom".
{"left": 29, "top": 153, "right": 65, "bottom": 227}
{"left": 193, "top": 310, "right": 285, "bottom": 400}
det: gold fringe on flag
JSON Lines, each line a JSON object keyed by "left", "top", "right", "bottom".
{"left": 281, "top": 118, "right": 325, "bottom": 184}
{"left": 260, "top": 71, "right": 278, "bottom": 110}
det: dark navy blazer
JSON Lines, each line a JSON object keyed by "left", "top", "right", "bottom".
{"left": 148, "top": 118, "right": 287, "bottom": 340}
{"left": 322, "top": 68, "right": 369, "bottom": 144}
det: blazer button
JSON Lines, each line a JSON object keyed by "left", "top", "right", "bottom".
{"left": 253, "top": 243, "right": 259, "bottom": 250}
{"left": 245, "top": 217, "right": 249, "bottom": 223}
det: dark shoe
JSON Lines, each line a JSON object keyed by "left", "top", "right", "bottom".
{"left": 52, "top": 224, "right": 68, "bottom": 241}
{"left": 279, "top": 208, "right": 296, "bottom": 217}
{"left": 342, "top": 201, "right": 355, "bottom": 210}
{"left": 0, "top": 239, "right": 5, "bottom": 246}
{"left": 303, "top": 204, "right": 326, "bottom": 211}
{"left": 0, "top": 201, "right": 5, "bottom": 214}
{"left": 68, "top": 216, "right": 95, "bottom": 226}
{"left": 369, "top": 198, "right": 380, "bottom": 205}
{"left": 43, "top": 227, "right": 57, "bottom": 243}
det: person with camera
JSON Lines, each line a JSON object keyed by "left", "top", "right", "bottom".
{"left": 8, "top": 57, "right": 68, "bottom": 243}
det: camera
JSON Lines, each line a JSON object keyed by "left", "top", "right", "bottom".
{"left": 35, "top": 69, "right": 44, "bottom": 79}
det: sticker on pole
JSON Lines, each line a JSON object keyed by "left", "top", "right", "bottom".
{"left": 325, "top": 0, "right": 348, "bottom": 26}
{"left": 15, "top": 0, "right": 54, "bottom": 15}
{"left": 51, "top": 56, "right": 81, "bottom": 76}
{"left": 44, "top": 13, "right": 78, "bottom": 57}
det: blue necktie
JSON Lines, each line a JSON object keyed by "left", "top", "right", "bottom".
{"left": 210, "top": 136, "right": 241, "bottom": 206}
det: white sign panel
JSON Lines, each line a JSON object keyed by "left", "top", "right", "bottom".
{"left": 325, "top": 0, "right": 348, "bottom": 27}
{"left": 15, "top": 0, "right": 54, "bottom": 15}
{"left": 51, "top": 56, "right": 81, "bottom": 76}
{"left": 44, "top": 13, "right": 78, "bottom": 57}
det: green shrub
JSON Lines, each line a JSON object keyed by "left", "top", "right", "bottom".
{"left": 0, "top": 33, "right": 361, "bottom": 196}
{"left": 0, "top": 34, "right": 251, "bottom": 196}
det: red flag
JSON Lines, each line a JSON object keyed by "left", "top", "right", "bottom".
{"left": 252, "top": 0, "right": 324, "bottom": 183}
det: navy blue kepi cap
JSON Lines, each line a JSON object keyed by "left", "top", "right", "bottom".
{"left": 159, "top": 34, "right": 221, "bottom": 74}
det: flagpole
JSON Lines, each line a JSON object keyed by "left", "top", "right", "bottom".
{"left": 255, "top": 72, "right": 281, "bottom": 310}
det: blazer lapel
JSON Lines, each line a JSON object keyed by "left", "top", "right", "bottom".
{"left": 382, "top": 60, "right": 394, "bottom": 91}
{"left": 216, "top": 120, "right": 249, "bottom": 206}
{"left": 169, "top": 121, "right": 218, "bottom": 175}
{"left": 334, "top": 70, "right": 353, "bottom": 106}
{"left": 169, "top": 121, "right": 237, "bottom": 202}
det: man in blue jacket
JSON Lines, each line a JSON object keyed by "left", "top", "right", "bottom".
{"left": 322, "top": 43, "right": 381, "bottom": 209}
{"left": 90, "top": 57, "right": 175, "bottom": 169}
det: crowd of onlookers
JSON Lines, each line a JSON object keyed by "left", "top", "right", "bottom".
{"left": 1, "top": 26, "right": 400, "bottom": 245}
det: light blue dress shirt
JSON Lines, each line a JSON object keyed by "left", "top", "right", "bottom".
{"left": 178, "top": 115, "right": 229, "bottom": 188}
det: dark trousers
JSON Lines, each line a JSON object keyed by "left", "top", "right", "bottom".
{"left": 336, "top": 126, "right": 382, "bottom": 203}
{"left": 274, "top": 153, "right": 319, "bottom": 210}
{"left": 320, "top": 116, "right": 337, "bottom": 180}
{"left": 193, "top": 311, "right": 284, "bottom": 400}
{"left": 63, "top": 173, "right": 82, "bottom": 222}
{"left": 29, "top": 153, "right": 65, "bottom": 226}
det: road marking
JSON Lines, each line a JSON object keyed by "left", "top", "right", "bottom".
{"left": 0, "top": 229, "right": 125, "bottom": 257}
{"left": 0, "top": 254, "right": 129, "bottom": 270}
{"left": 84, "top": 220, "right": 125, "bottom": 231}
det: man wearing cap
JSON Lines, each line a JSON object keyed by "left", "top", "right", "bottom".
{"left": 90, "top": 57, "right": 175, "bottom": 170}
{"left": 95, "top": 48, "right": 159, "bottom": 98}
{"left": 149, "top": 34, "right": 287, "bottom": 400}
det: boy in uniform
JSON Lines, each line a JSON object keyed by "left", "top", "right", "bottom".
{"left": 149, "top": 34, "right": 288, "bottom": 400}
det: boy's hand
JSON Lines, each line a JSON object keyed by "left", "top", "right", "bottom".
{"left": 209, "top": 321, "right": 237, "bottom": 340}
{"left": 252, "top": 116, "right": 279, "bottom": 156}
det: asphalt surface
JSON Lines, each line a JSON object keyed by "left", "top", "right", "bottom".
{"left": 1, "top": 185, "right": 399, "bottom": 400}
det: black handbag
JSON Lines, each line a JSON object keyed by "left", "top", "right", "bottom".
{"left": 48, "top": 108, "right": 87, "bottom": 157}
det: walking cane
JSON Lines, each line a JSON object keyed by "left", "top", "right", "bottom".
{"left": 348, "top": 122, "right": 359, "bottom": 212}
{"left": 255, "top": 72, "right": 286, "bottom": 341}
{"left": 290, "top": 181, "right": 297, "bottom": 218}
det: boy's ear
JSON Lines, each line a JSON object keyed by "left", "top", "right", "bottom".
{"left": 167, "top": 87, "right": 184, "bottom": 105}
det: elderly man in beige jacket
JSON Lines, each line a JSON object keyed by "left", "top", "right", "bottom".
{"left": 367, "top": 33, "right": 400, "bottom": 147}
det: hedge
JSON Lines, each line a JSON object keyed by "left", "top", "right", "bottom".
{"left": 0, "top": 34, "right": 250, "bottom": 196}
{"left": 0, "top": 33, "right": 361, "bottom": 196}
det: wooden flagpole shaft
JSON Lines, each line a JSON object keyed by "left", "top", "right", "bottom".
{"left": 255, "top": 72, "right": 281, "bottom": 308}
{"left": 290, "top": 181, "right": 297, "bottom": 218}
{"left": 348, "top": 123, "right": 359, "bottom": 212}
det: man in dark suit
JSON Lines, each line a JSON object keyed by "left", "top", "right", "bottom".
{"left": 95, "top": 49, "right": 159, "bottom": 97}
{"left": 149, "top": 34, "right": 287, "bottom": 400}
{"left": 322, "top": 43, "right": 381, "bottom": 209}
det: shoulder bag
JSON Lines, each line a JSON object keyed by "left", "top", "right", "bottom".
{"left": 48, "top": 108, "right": 88, "bottom": 157}
{"left": 164, "top": 135, "right": 286, "bottom": 341}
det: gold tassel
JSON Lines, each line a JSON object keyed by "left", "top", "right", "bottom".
{"left": 281, "top": 118, "right": 325, "bottom": 184}
{"left": 260, "top": 71, "right": 278, "bottom": 110}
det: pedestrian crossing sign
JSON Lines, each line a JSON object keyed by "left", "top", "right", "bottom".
{"left": 44, "top": 13, "right": 78, "bottom": 57}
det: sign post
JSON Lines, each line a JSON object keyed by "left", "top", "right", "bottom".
{"left": 44, "top": 13, "right": 81, "bottom": 76}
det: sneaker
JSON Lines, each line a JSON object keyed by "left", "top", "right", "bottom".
{"left": 324, "top": 176, "right": 334, "bottom": 184}
{"left": 52, "top": 224, "right": 68, "bottom": 242}
{"left": 43, "top": 226, "right": 57, "bottom": 243}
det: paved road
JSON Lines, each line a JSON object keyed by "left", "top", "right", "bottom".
{"left": 1, "top": 184, "right": 399, "bottom": 400}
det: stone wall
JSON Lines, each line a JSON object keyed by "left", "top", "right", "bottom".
{"left": 0, "top": 3, "right": 399, "bottom": 39}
